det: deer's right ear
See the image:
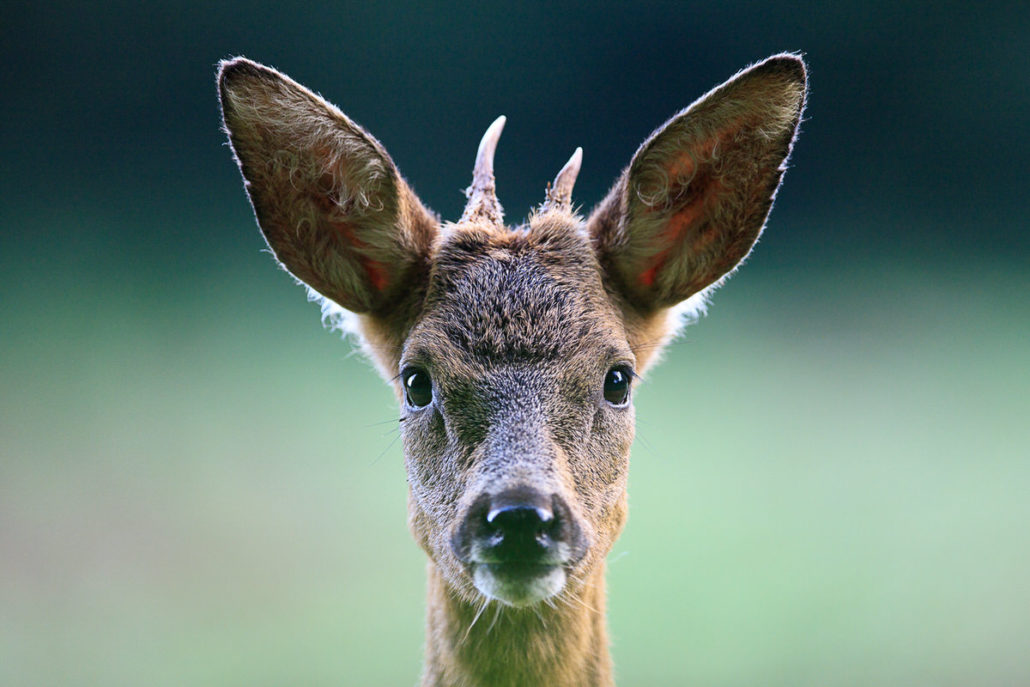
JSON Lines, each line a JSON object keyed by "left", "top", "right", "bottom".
{"left": 218, "top": 58, "right": 438, "bottom": 314}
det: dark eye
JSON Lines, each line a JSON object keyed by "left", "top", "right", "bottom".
{"left": 603, "top": 367, "right": 631, "bottom": 406}
{"left": 403, "top": 368, "right": 433, "bottom": 408}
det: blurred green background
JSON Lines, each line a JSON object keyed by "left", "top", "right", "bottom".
{"left": 2, "top": 2, "right": 1028, "bottom": 685}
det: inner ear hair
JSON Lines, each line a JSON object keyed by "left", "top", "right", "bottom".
{"left": 218, "top": 57, "right": 437, "bottom": 315}
{"left": 592, "top": 54, "right": 807, "bottom": 313}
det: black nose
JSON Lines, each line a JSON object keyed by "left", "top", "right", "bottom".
{"left": 452, "top": 486, "right": 582, "bottom": 565}
{"left": 486, "top": 491, "right": 554, "bottom": 559}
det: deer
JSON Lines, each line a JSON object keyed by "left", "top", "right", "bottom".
{"left": 218, "top": 53, "right": 806, "bottom": 687}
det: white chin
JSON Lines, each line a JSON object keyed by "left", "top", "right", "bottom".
{"left": 472, "top": 564, "right": 567, "bottom": 607}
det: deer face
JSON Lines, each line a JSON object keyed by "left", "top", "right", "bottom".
{"left": 218, "top": 54, "right": 805, "bottom": 609}
{"left": 402, "top": 218, "right": 636, "bottom": 606}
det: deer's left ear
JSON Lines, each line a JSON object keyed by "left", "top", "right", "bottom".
{"left": 588, "top": 54, "right": 807, "bottom": 312}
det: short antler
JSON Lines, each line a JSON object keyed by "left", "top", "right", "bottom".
{"left": 541, "top": 147, "right": 583, "bottom": 213}
{"left": 461, "top": 116, "right": 506, "bottom": 224}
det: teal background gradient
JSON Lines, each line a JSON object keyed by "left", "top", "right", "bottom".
{"left": 2, "top": 2, "right": 1028, "bottom": 685}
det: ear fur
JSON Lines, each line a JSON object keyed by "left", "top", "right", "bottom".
{"left": 589, "top": 54, "right": 807, "bottom": 312}
{"left": 218, "top": 57, "right": 438, "bottom": 314}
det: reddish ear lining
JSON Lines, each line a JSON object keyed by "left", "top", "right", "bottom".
{"left": 311, "top": 181, "right": 392, "bottom": 294}
{"left": 636, "top": 166, "right": 725, "bottom": 289}
{"left": 362, "top": 258, "right": 389, "bottom": 292}
{"left": 329, "top": 219, "right": 392, "bottom": 293}
{"left": 633, "top": 121, "right": 746, "bottom": 290}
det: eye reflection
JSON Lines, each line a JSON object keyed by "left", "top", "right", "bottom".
{"left": 404, "top": 368, "right": 433, "bottom": 408}
{"left": 603, "top": 367, "right": 631, "bottom": 405}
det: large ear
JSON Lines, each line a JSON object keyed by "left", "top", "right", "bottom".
{"left": 218, "top": 57, "right": 438, "bottom": 314}
{"left": 588, "top": 54, "right": 807, "bottom": 312}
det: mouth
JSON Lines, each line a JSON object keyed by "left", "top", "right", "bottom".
{"left": 471, "top": 562, "right": 567, "bottom": 607}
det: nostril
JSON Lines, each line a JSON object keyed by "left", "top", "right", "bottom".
{"left": 486, "top": 503, "right": 553, "bottom": 526}
{"left": 486, "top": 505, "right": 552, "bottom": 544}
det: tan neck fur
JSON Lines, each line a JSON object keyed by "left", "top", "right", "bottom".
{"left": 421, "top": 563, "right": 612, "bottom": 687}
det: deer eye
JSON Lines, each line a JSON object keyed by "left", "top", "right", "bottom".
{"left": 403, "top": 368, "right": 433, "bottom": 408}
{"left": 603, "top": 367, "right": 631, "bottom": 406}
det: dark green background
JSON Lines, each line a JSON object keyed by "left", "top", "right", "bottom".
{"left": 2, "top": 2, "right": 1027, "bottom": 685}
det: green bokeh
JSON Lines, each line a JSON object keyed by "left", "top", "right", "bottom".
{"left": 3, "top": 232, "right": 1027, "bottom": 685}
{"left": 2, "top": 2, "right": 1028, "bottom": 685}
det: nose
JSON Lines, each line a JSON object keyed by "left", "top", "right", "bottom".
{"left": 486, "top": 491, "right": 555, "bottom": 560}
{"left": 453, "top": 486, "right": 583, "bottom": 565}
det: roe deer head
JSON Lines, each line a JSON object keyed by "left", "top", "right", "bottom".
{"left": 219, "top": 53, "right": 806, "bottom": 686}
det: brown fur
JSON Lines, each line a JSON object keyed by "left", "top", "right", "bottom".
{"left": 219, "top": 53, "right": 806, "bottom": 686}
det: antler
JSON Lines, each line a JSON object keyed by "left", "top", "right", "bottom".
{"left": 460, "top": 116, "right": 506, "bottom": 224}
{"left": 541, "top": 147, "right": 583, "bottom": 213}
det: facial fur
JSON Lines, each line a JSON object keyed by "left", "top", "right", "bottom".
{"left": 219, "top": 52, "right": 806, "bottom": 685}
{"left": 400, "top": 213, "right": 636, "bottom": 606}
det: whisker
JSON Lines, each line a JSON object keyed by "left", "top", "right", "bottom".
{"left": 370, "top": 431, "right": 401, "bottom": 465}
{"left": 364, "top": 416, "right": 404, "bottom": 428}
{"left": 608, "top": 550, "right": 630, "bottom": 566}
{"left": 461, "top": 597, "right": 490, "bottom": 645}
{"left": 486, "top": 602, "right": 503, "bottom": 636}
{"left": 633, "top": 430, "right": 656, "bottom": 453}
{"left": 564, "top": 588, "right": 600, "bottom": 615}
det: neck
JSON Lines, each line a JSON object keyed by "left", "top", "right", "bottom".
{"left": 421, "top": 563, "right": 613, "bottom": 687}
